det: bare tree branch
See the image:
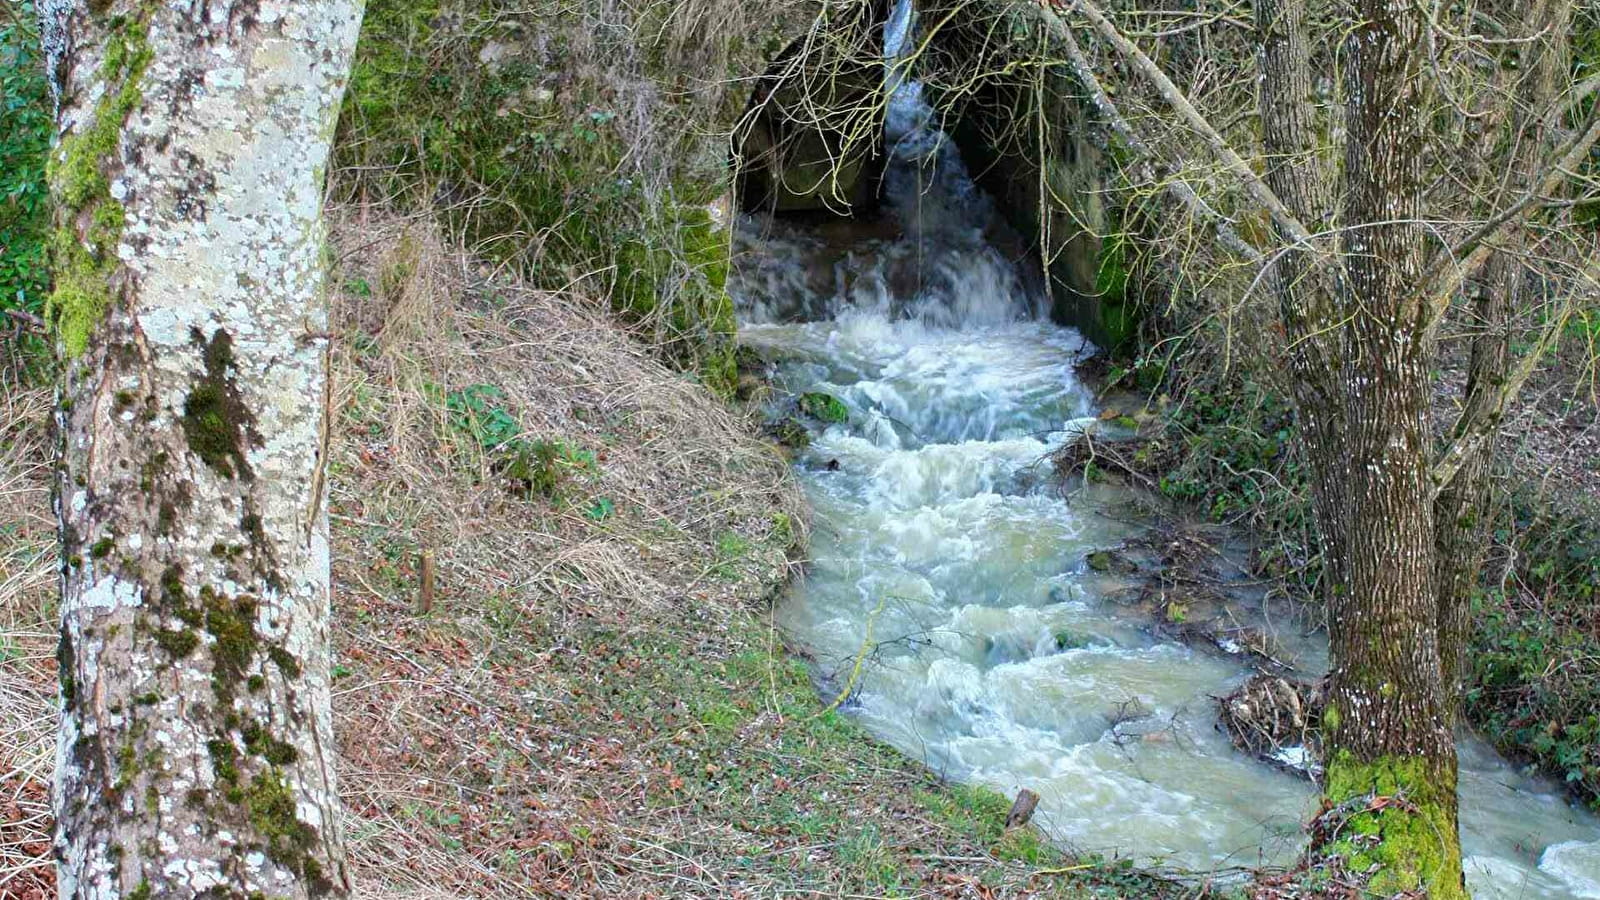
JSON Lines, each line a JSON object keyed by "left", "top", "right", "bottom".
{"left": 1058, "top": 0, "right": 1318, "bottom": 249}
{"left": 1428, "top": 263, "right": 1594, "bottom": 497}
{"left": 1026, "top": 1, "right": 1265, "bottom": 261}
{"left": 1419, "top": 107, "right": 1600, "bottom": 331}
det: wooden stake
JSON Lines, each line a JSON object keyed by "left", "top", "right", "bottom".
{"left": 417, "top": 549, "right": 436, "bottom": 615}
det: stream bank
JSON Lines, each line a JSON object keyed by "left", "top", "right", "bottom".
{"left": 0, "top": 210, "right": 1186, "bottom": 900}
{"left": 726, "top": 13, "right": 1600, "bottom": 894}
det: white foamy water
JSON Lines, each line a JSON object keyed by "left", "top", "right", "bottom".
{"left": 730, "top": 3, "right": 1600, "bottom": 892}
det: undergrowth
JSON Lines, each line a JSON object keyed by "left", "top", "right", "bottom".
{"left": 0, "top": 2, "right": 51, "bottom": 366}
{"left": 1468, "top": 487, "right": 1600, "bottom": 807}
{"left": 1119, "top": 306, "right": 1600, "bottom": 810}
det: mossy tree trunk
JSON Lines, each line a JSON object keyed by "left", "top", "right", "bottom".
{"left": 42, "top": 2, "right": 362, "bottom": 897}
{"left": 1256, "top": 0, "right": 1464, "bottom": 891}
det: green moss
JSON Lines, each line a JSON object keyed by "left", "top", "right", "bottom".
{"left": 207, "top": 738, "right": 240, "bottom": 787}
{"left": 1090, "top": 227, "right": 1137, "bottom": 351}
{"left": 202, "top": 588, "right": 259, "bottom": 704}
{"left": 154, "top": 628, "right": 199, "bottom": 658}
{"left": 266, "top": 645, "right": 302, "bottom": 679}
{"left": 45, "top": 21, "right": 152, "bottom": 355}
{"left": 181, "top": 328, "right": 256, "bottom": 479}
{"left": 127, "top": 880, "right": 151, "bottom": 900}
{"left": 243, "top": 771, "right": 329, "bottom": 889}
{"left": 1321, "top": 703, "right": 1341, "bottom": 733}
{"left": 114, "top": 737, "right": 138, "bottom": 790}
{"left": 798, "top": 392, "right": 849, "bottom": 424}
{"left": 57, "top": 630, "right": 76, "bottom": 707}
{"left": 242, "top": 722, "right": 299, "bottom": 766}
{"left": 90, "top": 537, "right": 114, "bottom": 558}
{"left": 1321, "top": 751, "right": 1466, "bottom": 900}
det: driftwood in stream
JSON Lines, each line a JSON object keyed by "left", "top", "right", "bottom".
{"left": 1004, "top": 789, "right": 1041, "bottom": 829}
{"left": 1217, "top": 674, "right": 1324, "bottom": 778}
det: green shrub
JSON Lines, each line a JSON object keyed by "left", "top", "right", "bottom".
{"left": 0, "top": 3, "right": 51, "bottom": 335}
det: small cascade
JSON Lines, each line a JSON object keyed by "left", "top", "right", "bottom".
{"left": 727, "top": 1, "right": 1600, "bottom": 894}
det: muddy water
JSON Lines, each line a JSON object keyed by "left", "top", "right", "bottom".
{"left": 727, "top": 9, "right": 1600, "bottom": 896}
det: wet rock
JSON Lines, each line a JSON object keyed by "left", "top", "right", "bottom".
{"left": 1053, "top": 629, "right": 1093, "bottom": 651}
{"left": 1085, "top": 548, "right": 1137, "bottom": 574}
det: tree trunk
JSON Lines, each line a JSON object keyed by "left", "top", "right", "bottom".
{"left": 1253, "top": 0, "right": 1465, "bottom": 886}
{"left": 1312, "top": 0, "right": 1463, "bottom": 891}
{"left": 1433, "top": 266, "right": 1512, "bottom": 700}
{"left": 43, "top": 3, "right": 362, "bottom": 898}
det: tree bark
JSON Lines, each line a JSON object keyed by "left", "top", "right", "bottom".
{"left": 1250, "top": 0, "right": 1466, "bottom": 887}
{"left": 43, "top": 2, "right": 362, "bottom": 898}
{"left": 1314, "top": 0, "right": 1463, "bottom": 891}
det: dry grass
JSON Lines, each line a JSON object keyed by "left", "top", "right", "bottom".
{"left": 0, "top": 384, "right": 55, "bottom": 900}
{"left": 0, "top": 210, "right": 1171, "bottom": 899}
{"left": 320, "top": 208, "right": 803, "bottom": 897}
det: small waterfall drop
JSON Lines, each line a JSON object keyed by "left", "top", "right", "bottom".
{"left": 727, "top": 2, "right": 1600, "bottom": 894}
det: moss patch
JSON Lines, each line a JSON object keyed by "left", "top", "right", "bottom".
{"left": 1319, "top": 751, "right": 1466, "bottom": 900}
{"left": 798, "top": 391, "right": 849, "bottom": 424}
{"left": 201, "top": 588, "right": 258, "bottom": 705}
{"left": 45, "top": 18, "right": 152, "bottom": 355}
{"left": 180, "top": 328, "right": 256, "bottom": 479}
{"left": 242, "top": 771, "right": 331, "bottom": 892}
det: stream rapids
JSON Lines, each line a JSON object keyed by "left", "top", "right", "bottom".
{"left": 726, "top": 5, "right": 1600, "bottom": 895}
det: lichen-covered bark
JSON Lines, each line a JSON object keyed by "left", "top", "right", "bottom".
{"left": 44, "top": 2, "right": 363, "bottom": 897}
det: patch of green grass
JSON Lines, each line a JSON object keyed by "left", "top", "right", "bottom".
{"left": 916, "top": 782, "right": 1013, "bottom": 843}
{"left": 710, "top": 531, "right": 753, "bottom": 579}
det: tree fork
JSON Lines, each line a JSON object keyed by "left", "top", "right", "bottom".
{"left": 44, "top": 2, "right": 363, "bottom": 897}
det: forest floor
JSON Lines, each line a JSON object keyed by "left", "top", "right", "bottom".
{"left": 0, "top": 211, "right": 1190, "bottom": 900}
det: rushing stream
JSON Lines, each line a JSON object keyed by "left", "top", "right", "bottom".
{"left": 727, "top": 6, "right": 1600, "bottom": 896}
